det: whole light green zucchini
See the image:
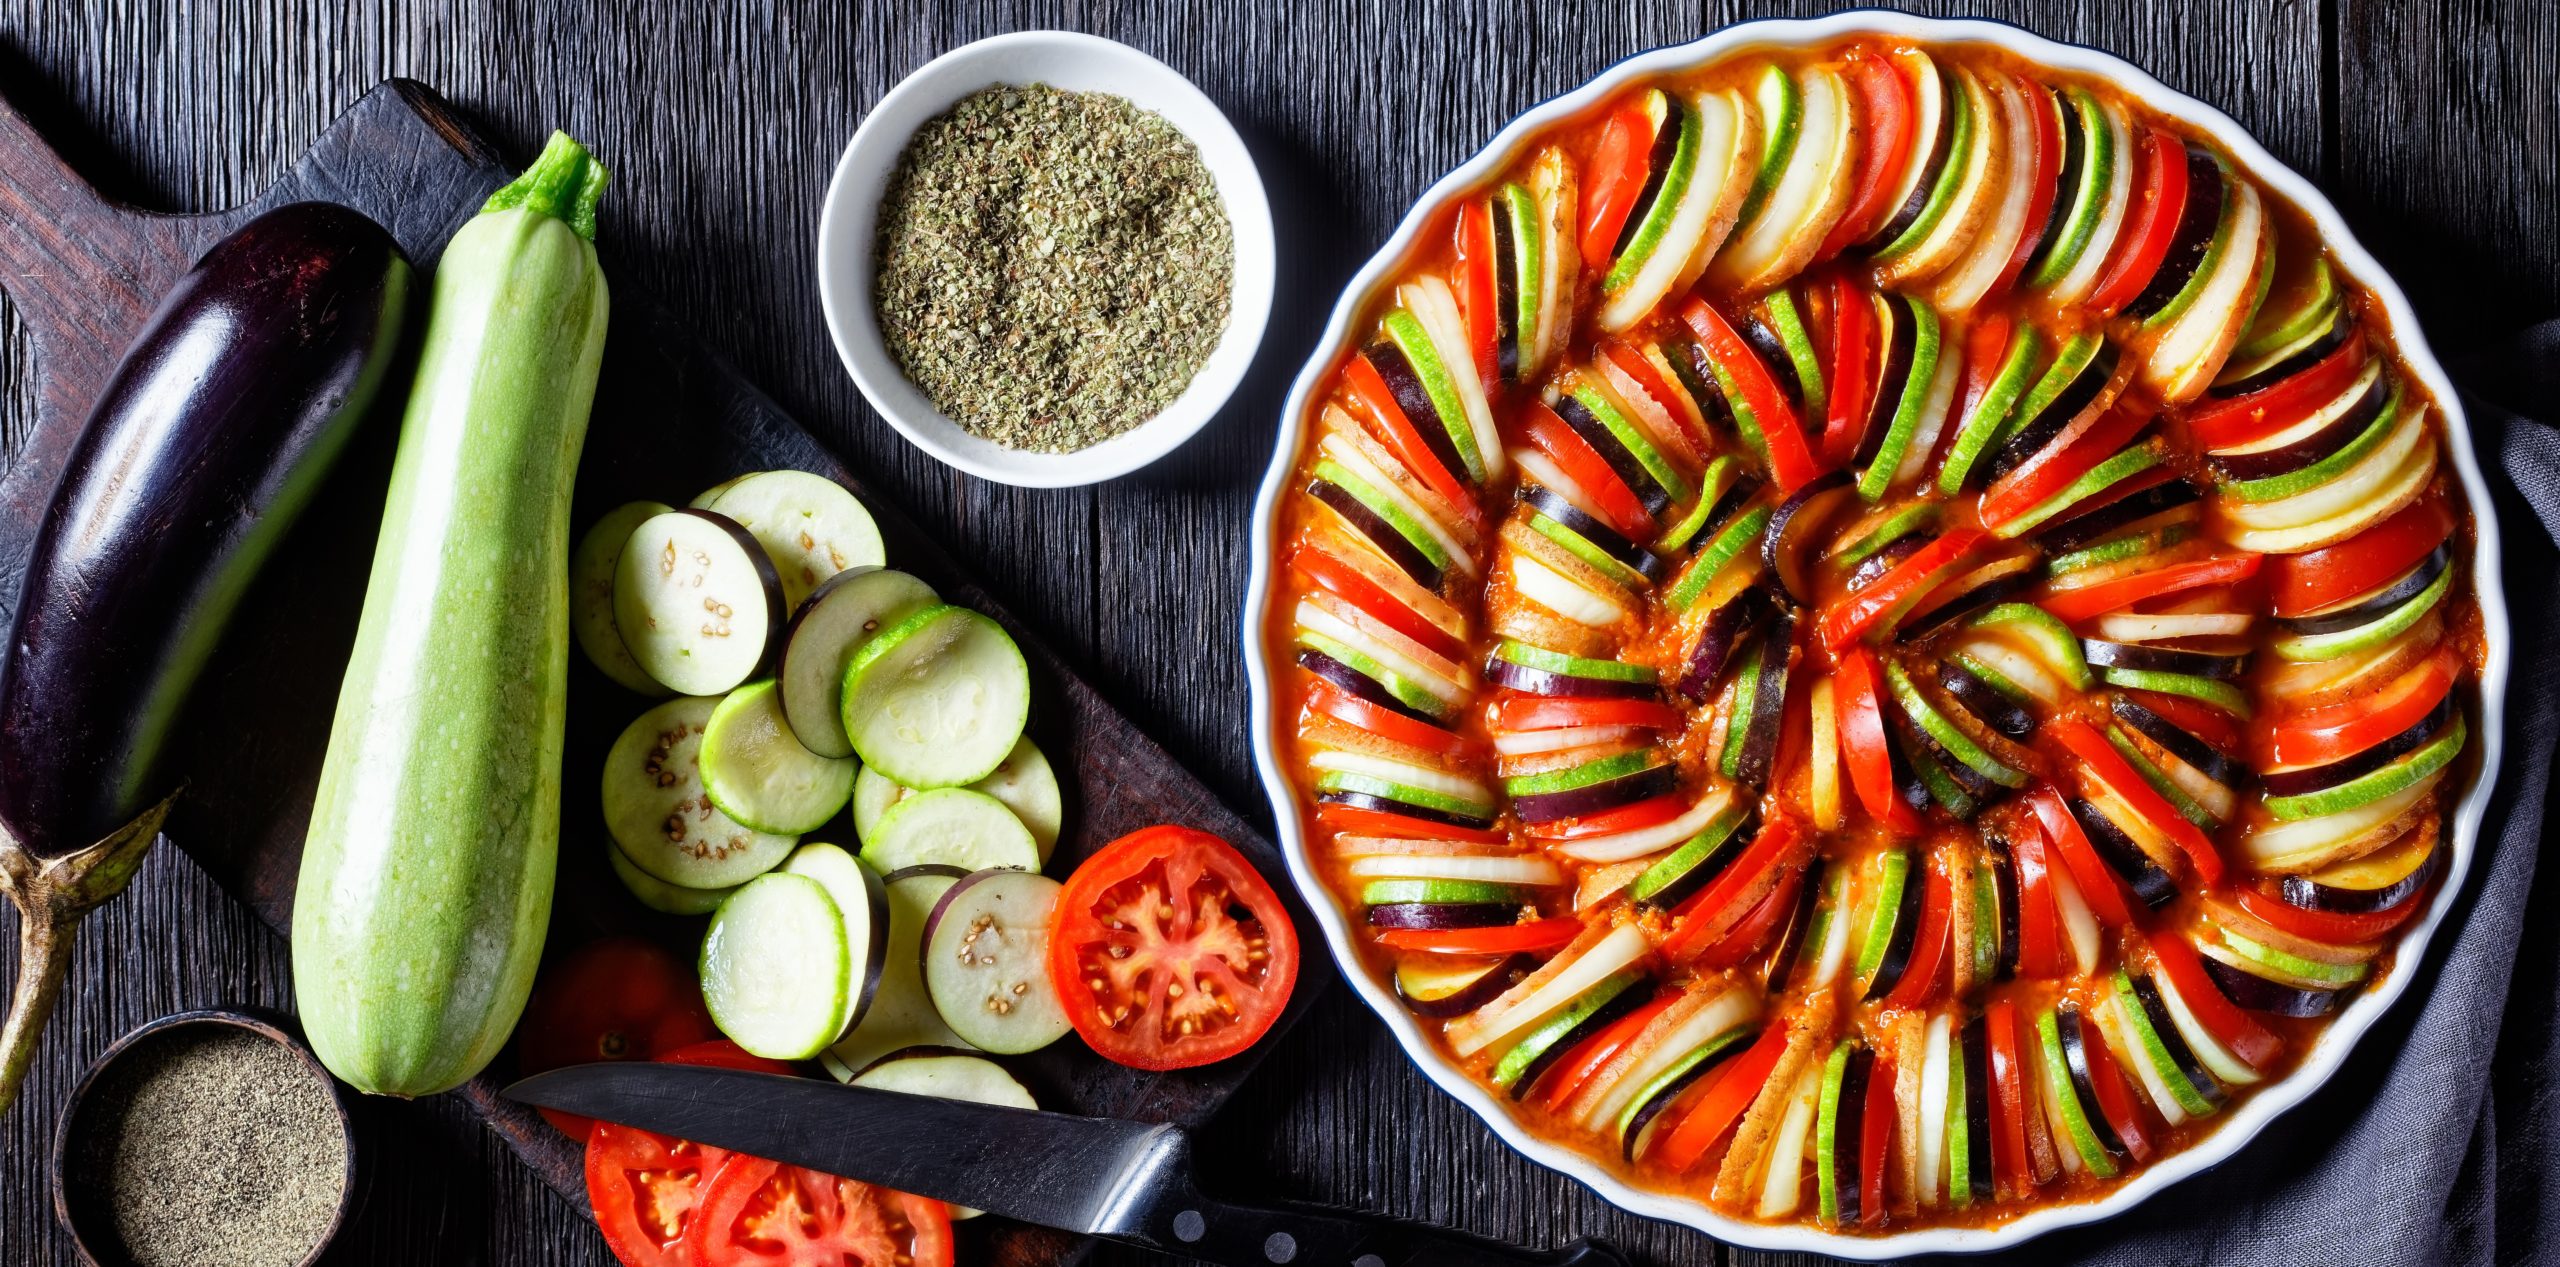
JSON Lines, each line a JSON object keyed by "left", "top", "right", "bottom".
{"left": 294, "top": 133, "right": 610, "bottom": 1096}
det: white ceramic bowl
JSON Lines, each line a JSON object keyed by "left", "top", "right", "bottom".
{"left": 816, "top": 31, "right": 1275, "bottom": 487}
{"left": 1242, "top": 12, "right": 2510, "bottom": 1258}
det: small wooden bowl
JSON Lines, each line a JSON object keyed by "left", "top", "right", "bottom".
{"left": 49, "top": 1007, "right": 363, "bottom": 1267}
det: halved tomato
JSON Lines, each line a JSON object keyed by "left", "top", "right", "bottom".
{"left": 584, "top": 1043, "right": 795, "bottom": 1267}
{"left": 521, "top": 937, "right": 716, "bottom": 1140}
{"left": 2264, "top": 492, "right": 2455, "bottom": 619}
{"left": 686, "top": 1155, "right": 954, "bottom": 1267}
{"left": 1049, "top": 825, "right": 1301, "bottom": 1070}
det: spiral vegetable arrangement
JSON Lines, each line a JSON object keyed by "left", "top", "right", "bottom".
{"left": 1268, "top": 36, "right": 2477, "bottom": 1232}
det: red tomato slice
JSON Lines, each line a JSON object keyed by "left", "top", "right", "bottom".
{"left": 1682, "top": 297, "right": 1826, "bottom": 492}
{"left": 1651, "top": 1018, "right": 1793, "bottom": 1171}
{"left": 2264, "top": 646, "right": 2461, "bottom": 768}
{"left": 1522, "top": 792, "right": 1688, "bottom": 841}
{"left": 2148, "top": 932, "right": 2282, "bottom": 1071}
{"left": 1979, "top": 398, "right": 2153, "bottom": 531}
{"left": 1822, "top": 273, "right": 1880, "bottom": 466}
{"left": 521, "top": 937, "right": 716, "bottom": 1140}
{"left": 2234, "top": 884, "right": 2423, "bottom": 947}
{"left": 686, "top": 1154, "right": 953, "bottom": 1267}
{"left": 1603, "top": 340, "right": 1707, "bottom": 454}
{"left": 1049, "top": 825, "right": 1301, "bottom": 1070}
{"left": 1984, "top": 1001, "right": 2032, "bottom": 1198}
{"left": 1882, "top": 857, "right": 1954, "bottom": 1011}
{"left": 2026, "top": 785, "right": 2140, "bottom": 929}
{"left": 1317, "top": 801, "right": 1509, "bottom": 845}
{"left": 1456, "top": 202, "right": 1501, "bottom": 385}
{"left": 2086, "top": 130, "right": 2189, "bottom": 316}
{"left": 2008, "top": 829, "right": 2068, "bottom": 980}
{"left": 1341, "top": 353, "right": 1476, "bottom": 515}
{"left": 1521, "top": 400, "right": 1657, "bottom": 541}
{"left": 1304, "top": 677, "right": 1473, "bottom": 762}
{"left": 1538, "top": 991, "right": 1679, "bottom": 1112}
{"left": 2185, "top": 331, "right": 2369, "bottom": 452}
{"left": 2074, "top": 1015, "right": 2153, "bottom": 1162}
{"left": 1660, "top": 817, "right": 1812, "bottom": 962}
{"left": 1944, "top": 312, "right": 2016, "bottom": 470}
{"left": 2123, "top": 688, "right": 2244, "bottom": 757}
{"left": 1991, "top": 80, "right": 2067, "bottom": 296}
{"left": 1376, "top": 917, "right": 1585, "bottom": 958}
{"left": 1492, "top": 695, "right": 1683, "bottom": 734}
{"left": 583, "top": 1043, "right": 795, "bottom": 1267}
{"left": 1820, "top": 53, "right": 1917, "bottom": 260}
{"left": 2265, "top": 492, "right": 2455, "bottom": 618}
{"left": 1858, "top": 1050, "right": 1895, "bottom": 1225}
{"left": 1292, "top": 545, "right": 1465, "bottom": 664}
{"left": 2050, "top": 719, "right": 2226, "bottom": 884}
{"left": 2039, "top": 551, "right": 2262, "bottom": 624}
{"left": 1835, "top": 651, "right": 1924, "bottom": 835}
{"left": 1686, "top": 856, "right": 1808, "bottom": 970}
{"left": 1580, "top": 102, "right": 1659, "bottom": 265}
{"left": 1819, "top": 530, "right": 1987, "bottom": 651}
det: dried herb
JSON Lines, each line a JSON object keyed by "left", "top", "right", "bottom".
{"left": 70, "top": 1027, "right": 345, "bottom": 1267}
{"left": 874, "top": 83, "right": 1234, "bottom": 452}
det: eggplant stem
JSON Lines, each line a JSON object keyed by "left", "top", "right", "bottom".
{"left": 0, "top": 790, "right": 176, "bottom": 1115}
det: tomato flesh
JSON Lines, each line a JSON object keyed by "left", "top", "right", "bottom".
{"left": 1820, "top": 530, "right": 1986, "bottom": 651}
{"left": 1822, "top": 274, "right": 1880, "bottom": 466}
{"left": 1881, "top": 857, "right": 1953, "bottom": 1010}
{"left": 1304, "top": 677, "right": 1473, "bottom": 762}
{"left": 1377, "top": 917, "right": 1583, "bottom": 957}
{"left": 1521, "top": 399, "right": 1657, "bottom": 541}
{"left": 2039, "top": 551, "right": 2262, "bottom": 624}
{"left": 1650, "top": 1020, "right": 1791, "bottom": 1171}
{"left": 1539, "top": 992, "right": 1678, "bottom": 1112}
{"left": 2147, "top": 932, "right": 2282, "bottom": 1071}
{"left": 1457, "top": 202, "right": 1501, "bottom": 385}
{"left": 1493, "top": 695, "right": 1683, "bottom": 734}
{"left": 1579, "top": 103, "right": 1659, "bottom": 266}
{"left": 1660, "top": 817, "right": 1810, "bottom": 961}
{"left": 584, "top": 1043, "right": 795, "bottom": 1267}
{"left": 2265, "top": 492, "right": 2454, "bottom": 618}
{"left": 522, "top": 937, "right": 715, "bottom": 1140}
{"left": 1979, "top": 399, "right": 2152, "bottom": 530}
{"left": 2050, "top": 719, "right": 2225, "bottom": 884}
{"left": 2185, "top": 332, "right": 2368, "bottom": 451}
{"left": 2027, "top": 785, "right": 2141, "bottom": 929}
{"left": 2264, "top": 646, "right": 2459, "bottom": 768}
{"left": 2234, "top": 884, "right": 2423, "bottom": 947}
{"left": 1342, "top": 352, "right": 1475, "bottom": 513}
{"left": 687, "top": 1154, "right": 953, "bottom": 1267}
{"left": 1835, "top": 651, "right": 1924, "bottom": 835}
{"left": 1682, "top": 297, "right": 1824, "bottom": 492}
{"left": 1050, "top": 825, "right": 1301, "bottom": 1070}
{"left": 1821, "top": 53, "right": 1916, "bottom": 260}
{"left": 2086, "top": 130, "right": 2189, "bottom": 316}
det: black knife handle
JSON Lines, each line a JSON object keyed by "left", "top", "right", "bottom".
{"left": 1125, "top": 1190, "right": 1633, "bottom": 1267}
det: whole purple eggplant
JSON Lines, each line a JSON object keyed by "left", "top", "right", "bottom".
{"left": 0, "top": 201, "right": 411, "bottom": 1112}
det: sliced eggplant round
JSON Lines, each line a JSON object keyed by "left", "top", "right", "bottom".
{"left": 1317, "top": 789, "right": 1495, "bottom": 829}
{"left": 571, "top": 500, "right": 676, "bottom": 695}
{"left": 2054, "top": 1006, "right": 2128, "bottom": 1157}
{"left": 1366, "top": 901, "right": 1519, "bottom": 930}
{"left": 703, "top": 469, "right": 886, "bottom": 611}
{"left": 2037, "top": 477, "right": 2202, "bottom": 552}
{"left": 602, "top": 696, "right": 796, "bottom": 890}
{"left": 2200, "top": 955, "right": 2340, "bottom": 1017}
{"left": 1762, "top": 470, "right": 1857, "bottom": 605}
{"left": 1941, "top": 658, "right": 2036, "bottom": 740}
{"left": 2070, "top": 798, "right": 2180, "bottom": 908}
{"left": 1677, "top": 583, "right": 1772, "bottom": 702}
{"left": 2112, "top": 697, "right": 2244, "bottom": 789}
{"left": 614, "top": 508, "right": 787, "bottom": 696}
{"left": 1511, "top": 762, "right": 1679, "bottom": 824}
{"left": 847, "top": 1047, "right": 1037, "bottom": 1220}
{"left": 1394, "top": 954, "right": 1530, "bottom": 1018}
{"left": 2081, "top": 639, "right": 2247, "bottom": 681}
{"left": 920, "top": 868, "right": 1071, "bottom": 1054}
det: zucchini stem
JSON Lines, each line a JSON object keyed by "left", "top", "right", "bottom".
{"left": 482, "top": 131, "right": 610, "bottom": 241}
{"left": 0, "top": 789, "right": 176, "bottom": 1114}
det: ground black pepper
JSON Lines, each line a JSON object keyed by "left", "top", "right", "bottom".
{"left": 69, "top": 1027, "right": 345, "bottom": 1267}
{"left": 874, "top": 83, "right": 1234, "bottom": 452}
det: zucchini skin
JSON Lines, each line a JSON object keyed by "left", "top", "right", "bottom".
{"left": 294, "top": 136, "right": 610, "bottom": 1096}
{"left": 0, "top": 203, "right": 412, "bottom": 857}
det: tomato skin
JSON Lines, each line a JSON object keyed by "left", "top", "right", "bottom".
{"left": 1857, "top": 1049, "right": 1895, "bottom": 1224}
{"left": 2049, "top": 719, "right": 2225, "bottom": 885}
{"left": 1304, "top": 677, "right": 1473, "bottom": 761}
{"left": 1492, "top": 695, "right": 1682, "bottom": 734}
{"left": 2086, "top": 130, "right": 2189, "bottom": 316}
{"left": 2147, "top": 932, "right": 2282, "bottom": 1071}
{"left": 1835, "top": 651, "right": 1924, "bottom": 835}
{"left": 1521, "top": 792, "right": 1686, "bottom": 841}
{"left": 2073, "top": 1012, "right": 2153, "bottom": 1162}
{"left": 1979, "top": 399, "right": 2152, "bottom": 530}
{"left": 1983, "top": 1001, "right": 2032, "bottom": 1197}
{"left": 1376, "top": 917, "right": 1583, "bottom": 957}
{"left": 1650, "top": 1019, "right": 1792, "bottom": 1171}
{"left": 1341, "top": 353, "right": 1475, "bottom": 514}
{"left": 1820, "top": 53, "right": 1916, "bottom": 260}
{"left": 1520, "top": 400, "right": 1658, "bottom": 540}
{"left": 1821, "top": 274, "right": 1880, "bottom": 466}
{"left": 2123, "top": 689, "right": 2243, "bottom": 757}
{"left": 1685, "top": 856, "right": 1807, "bottom": 970}
{"left": 1538, "top": 992, "right": 1677, "bottom": 1112}
{"left": 1991, "top": 80, "right": 2066, "bottom": 296}
{"left": 1050, "top": 825, "right": 1301, "bottom": 1071}
{"left": 2008, "top": 828, "right": 2068, "bottom": 980}
{"left": 1819, "top": 530, "right": 1986, "bottom": 651}
{"left": 2263, "top": 646, "right": 2460, "bottom": 768}
{"left": 1292, "top": 547, "right": 1465, "bottom": 664}
{"left": 2185, "top": 331, "right": 2368, "bottom": 451}
{"left": 2039, "top": 551, "right": 2262, "bottom": 624}
{"left": 1659, "top": 817, "right": 1812, "bottom": 961}
{"left": 1881, "top": 857, "right": 1953, "bottom": 1010}
{"left": 2026, "top": 785, "right": 2141, "bottom": 930}
{"left": 1683, "top": 298, "right": 1826, "bottom": 493}
{"left": 1580, "top": 103, "right": 1659, "bottom": 265}
{"left": 1316, "top": 801, "right": 1507, "bottom": 845}
{"left": 1456, "top": 202, "right": 1501, "bottom": 385}
{"left": 686, "top": 1154, "right": 954, "bottom": 1267}
{"left": 522, "top": 937, "right": 716, "bottom": 1140}
{"left": 2265, "top": 492, "right": 2455, "bottom": 618}
{"left": 2234, "top": 884, "right": 2423, "bottom": 946}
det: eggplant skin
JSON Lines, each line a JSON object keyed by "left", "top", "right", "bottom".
{"left": 0, "top": 203, "right": 411, "bottom": 857}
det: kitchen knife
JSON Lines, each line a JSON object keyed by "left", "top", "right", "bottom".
{"left": 507, "top": 1062, "right": 1631, "bottom": 1267}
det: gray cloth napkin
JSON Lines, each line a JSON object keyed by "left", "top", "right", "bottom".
{"left": 1947, "top": 323, "right": 2560, "bottom": 1267}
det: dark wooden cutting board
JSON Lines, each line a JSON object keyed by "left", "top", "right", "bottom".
{"left": 0, "top": 76, "right": 1321, "bottom": 1267}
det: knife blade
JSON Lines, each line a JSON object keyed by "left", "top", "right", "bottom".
{"left": 508, "top": 1062, "right": 1632, "bottom": 1267}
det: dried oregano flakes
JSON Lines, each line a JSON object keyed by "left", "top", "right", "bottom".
{"left": 873, "top": 83, "right": 1235, "bottom": 453}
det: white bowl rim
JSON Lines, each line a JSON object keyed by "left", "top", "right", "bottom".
{"left": 814, "top": 29, "right": 1277, "bottom": 488}
{"left": 1240, "top": 11, "right": 2511, "bottom": 1258}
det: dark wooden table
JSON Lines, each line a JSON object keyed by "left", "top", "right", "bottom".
{"left": 0, "top": 2, "right": 2551, "bottom": 1264}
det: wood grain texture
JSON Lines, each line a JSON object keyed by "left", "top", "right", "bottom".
{"left": 0, "top": 2, "right": 2551, "bottom": 1265}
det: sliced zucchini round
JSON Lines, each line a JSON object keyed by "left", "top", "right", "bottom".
{"left": 702, "top": 679, "right": 858, "bottom": 834}
{"left": 701, "top": 872, "right": 851, "bottom": 1061}
{"left": 848, "top": 1048, "right": 1036, "bottom": 1220}
{"left": 841, "top": 605, "right": 1031, "bottom": 788}
{"left": 860, "top": 736, "right": 1065, "bottom": 863}
{"left": 778, "top": 842, "right": 890, "bottom": 1042}
{"left": 778, "top": 568, "right": 940, "bottom": 759}
{"left": 859, "top": 788, "right": 1041, "bottom": 876}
